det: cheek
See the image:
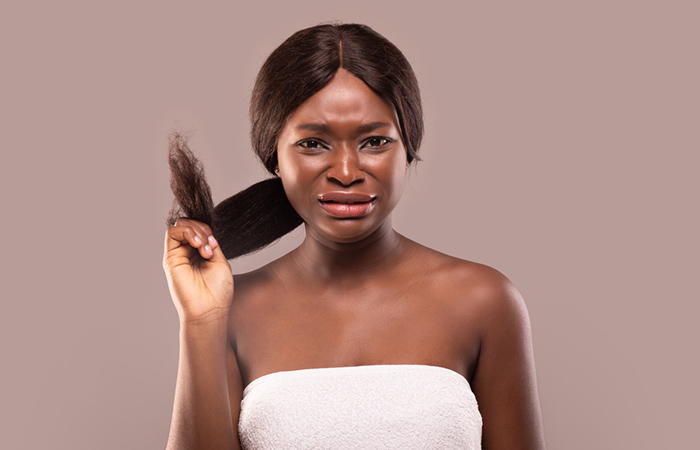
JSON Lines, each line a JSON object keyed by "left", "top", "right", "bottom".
{"left": 389, "top": 165, "right": 407, "bottom": 202}
{"left": 277, "top": 147, "right": 302, "bottom": 189}
{"left": 383, "top": 151, "right": 408, "bottom": 198}
{"left": 278, "top": 151, "right": 321, "bottom": 191}
{"left": 276, "top": 149, "right": 323, "bottom": 219}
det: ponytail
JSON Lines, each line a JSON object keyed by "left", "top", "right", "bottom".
{"left": 166, "top": 133, "right": 303, "bottom": 259}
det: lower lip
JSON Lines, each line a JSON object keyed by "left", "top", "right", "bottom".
{"left": 319, "top": 200, "right": 376, "bottom": 218}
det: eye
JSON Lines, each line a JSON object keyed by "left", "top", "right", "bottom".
{"left": 362, "top": 137, "right": 393, "bottom": 149}
{"left": 297, "top": 139, "right": 327, "bottom": 150}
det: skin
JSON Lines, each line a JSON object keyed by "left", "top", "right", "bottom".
{"left": 163, "top": 68, "right": 545, "bottom": 450}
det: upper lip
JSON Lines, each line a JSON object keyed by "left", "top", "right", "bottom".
{"left": 318, "top": 192, "right": 376, "bottom": 203}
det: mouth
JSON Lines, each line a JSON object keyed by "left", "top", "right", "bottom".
{"left": 317, "top": 192, "right": 377, "bottom": 218}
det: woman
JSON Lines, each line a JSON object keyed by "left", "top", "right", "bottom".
{"left": 163, "top": 23, "right": 545, "bottom": 449}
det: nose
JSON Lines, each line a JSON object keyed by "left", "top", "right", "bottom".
{"left": 326, "top": 145, "right": 365, "bottom": 186}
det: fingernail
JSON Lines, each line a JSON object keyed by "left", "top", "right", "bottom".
{"left": 204, "top": 244, "right": 213, "bottom": 257}
{"left": 194, "top": 235, "right": 202, "bottom": 245}
{"left": 208, "top": 235, "right": 218, "bottom": 248}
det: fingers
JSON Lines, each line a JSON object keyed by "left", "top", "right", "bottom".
{"left": 175, "top": 217, "right": 213, "bottom": 236}
{"left": 206, "top": 235, "right": 229, "bottom": 264}
{"left": 164, "top": 218, "right": 221, "bottom": 261}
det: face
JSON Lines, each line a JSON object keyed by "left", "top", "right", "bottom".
{"left": 276, "top": 68, "right": 408, "bottom": 245}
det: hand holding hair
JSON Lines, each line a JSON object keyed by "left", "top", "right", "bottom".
{"left": 163, "top": 133, "right": 302, "bottom": 323}
{"left": 164, "top": 134, "right": 234, "bottom": 323}
{"left": 166, "top": 133, "right": 303, "bottom": 261}
{"left": 162, "top": 216, "right": 234, "bottom": 324}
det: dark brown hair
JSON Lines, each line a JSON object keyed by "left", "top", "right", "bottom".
{"left": 168, "top": 23, "right": 424, "bottom": 259}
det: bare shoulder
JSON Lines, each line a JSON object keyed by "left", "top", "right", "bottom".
{"left": 415, "top": 249, "right": 544, "bottom": 448}
{"left": 230, "top": 257, "right": 286, "bottom": 315}
{"left": 409, "top": 243, "right": 544, "bottom": 448}
{"left": 232, "top": 265, "right": 276, "bottom": 302}
{"left": 407, "top": 242, "right": 528, "bottom": 325}
{"left": 228, "top": 259, "right": 285, "bottom": 330}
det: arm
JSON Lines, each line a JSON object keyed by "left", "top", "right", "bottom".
{"left": 167, "top": 316, "right": 242, "bottom": 450}
{"left": 471, "top": 275, "right": 546, "bottom": 450}
{"left": 163, "top": 219, "right": 242, "bottom": 450}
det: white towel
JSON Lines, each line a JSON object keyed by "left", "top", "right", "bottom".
{"left": 239, "top": 364, "right": 482, "bottom": 449}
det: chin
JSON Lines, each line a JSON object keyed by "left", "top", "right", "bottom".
{"left": 308, "top": 218, "right": 390, "bottom": 245}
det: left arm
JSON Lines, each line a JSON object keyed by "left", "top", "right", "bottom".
{"left": 470, "top": 275, "right": 546, "bottom": 450}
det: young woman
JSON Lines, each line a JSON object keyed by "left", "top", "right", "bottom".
{"left": 163, "top": 23, "right": 545, "bottom": 450}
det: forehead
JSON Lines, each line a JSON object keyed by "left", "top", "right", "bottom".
{"left": 285, "top": 68, "right": 399, "bottom": 131}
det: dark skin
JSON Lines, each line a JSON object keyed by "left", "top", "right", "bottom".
{"left": 164, "top": 69, "right": 545, "bottom": 450}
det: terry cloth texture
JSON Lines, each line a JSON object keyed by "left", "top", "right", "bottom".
{"left": 238, "top": 364, "right": 482, "bottom": 450}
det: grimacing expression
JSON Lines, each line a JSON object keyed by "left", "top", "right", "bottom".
{"left": 276, "top": 68, "right": 408, "bottom": 245}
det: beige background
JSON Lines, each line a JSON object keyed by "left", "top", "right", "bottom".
{"left": 2, "top": 1, "right": 698, "bottom": 448}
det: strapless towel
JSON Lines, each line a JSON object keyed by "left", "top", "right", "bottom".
{"left": 238, "top": 364, "right": 482, "bottom": 449}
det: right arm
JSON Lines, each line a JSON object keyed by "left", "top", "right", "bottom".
{"left": 163, "top": 219, "right": 242, "bottom": 450}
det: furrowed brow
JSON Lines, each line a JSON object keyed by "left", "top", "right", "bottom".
{"left": 356, "top": 122, "right": 392, "bottom": 134}
{"left": 295, "top": 121, "right": 391, "bottom": 134}
{"left": 296, "top": 123, "right": 328, "bottom": 132}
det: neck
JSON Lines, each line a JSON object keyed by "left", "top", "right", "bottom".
{"left": 290, "top": 220, "right": 406, "bottom": 285}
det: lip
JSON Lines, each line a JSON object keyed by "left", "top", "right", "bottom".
{"left": 318, "top": 192, "right": 375, "bottom": 203}
{"left": 318, "top": 192, "right": 377, "bottom": 218}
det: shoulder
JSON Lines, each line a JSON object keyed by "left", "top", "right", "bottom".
{"left": 230, "top": 259, "right": 285, "bottom": 315}
{"left": 450, "top": 260, "right": 528, "bottom": 331}
{"left": 406, "top": 242, "right": 523, "bottom": 306}
{"left": 228, "top": 261, "right": 283, "bottom": 322}
{"left": 406, "top": 242, "right": 529, "bottom": 334}
{"left": 232, "top": 265, "right": 276, "bottom": 299}
{"left": 420, "top": 253, "right": 545, "bottom": 448}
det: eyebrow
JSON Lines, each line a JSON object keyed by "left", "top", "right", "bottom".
{"left": 295, "top": 121, "right": 392, "bottom": 134}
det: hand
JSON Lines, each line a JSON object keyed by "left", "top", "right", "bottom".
{"left": 162, "top": 218, "right": 234, "bottom": 323}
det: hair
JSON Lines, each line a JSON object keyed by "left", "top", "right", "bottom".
{"left": 167, "top": 23, "right": 424, "bottom": 259}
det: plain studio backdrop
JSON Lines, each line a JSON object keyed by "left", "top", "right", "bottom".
{"left": 1, "top": 1, "right": 697, "bottom": 449}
